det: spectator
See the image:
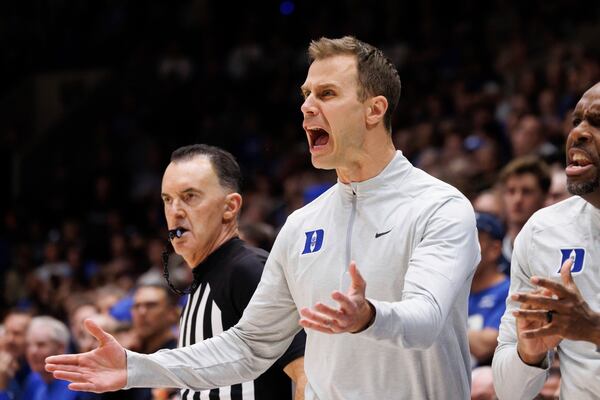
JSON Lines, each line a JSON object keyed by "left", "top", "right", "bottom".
{"left": 498, "top": 156, "right": 551, "bottom": 273}
{"left": 24, "top": 316, "right": 95, "bottom": 399}
{"left": 472, "top": 189, "right": 505, "bottom": 221}
{"left": 130, "top": 283, "right": 179, "bottom": 354}
{"left": 66, "top": 299, "right": 100, "bottom": 353}
{"left": 545, "top": 164, "right": 572, "bottom": 206}
{"left": 469, "top": 212, "right": 509, "bottom": 366}
{"left": 0, "top": 311, "right": 32, "bottom": 400}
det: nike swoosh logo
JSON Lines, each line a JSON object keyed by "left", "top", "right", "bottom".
{"left": 375, "top": 229, "right": 393, "bottom": 238}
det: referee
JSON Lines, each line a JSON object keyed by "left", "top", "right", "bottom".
{"left": 163, "top": 144, "right": 306, "bottom": 400}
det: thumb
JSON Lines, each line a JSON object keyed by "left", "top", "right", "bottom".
{"left": 560, "top": 258, "right": 574, "bottom": 287}
{"left": 348, "top": 261, "right": 366, "bottom": 293}
{"left": 84, "top": 318, "right": 114, "bottom": 346}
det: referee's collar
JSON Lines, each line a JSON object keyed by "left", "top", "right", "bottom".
{"left": 191, "top": 236, "right": 242, "bottom": 283}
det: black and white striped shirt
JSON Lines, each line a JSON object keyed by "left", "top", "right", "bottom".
{"left": 178, "top": 238, "right": 305, "bottom": 400}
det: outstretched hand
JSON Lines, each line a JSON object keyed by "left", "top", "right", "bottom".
{"left": 45, "top": 319, "right": 127, "bottom": 393}
{"left": 513, "top": 258, "right": 600, "bottom": 363}
{"left": 299, "top": 261, "right": 375, "bottom": 334}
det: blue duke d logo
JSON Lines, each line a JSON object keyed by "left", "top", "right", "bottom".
{"left": 557, "top": 248, "right": 585, "bottom": 273}
{"left": 302, "top": 229, "right": 324, "bottom": 254}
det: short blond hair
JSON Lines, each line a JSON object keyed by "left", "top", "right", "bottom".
{"left": 308, "top": 36, "right": 401, "bottom": 132}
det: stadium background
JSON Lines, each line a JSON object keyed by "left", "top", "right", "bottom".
{"left": 1, "top": 0, "right": 599, "bottom": 355}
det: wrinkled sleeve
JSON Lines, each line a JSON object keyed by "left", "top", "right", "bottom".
{"left": 492, "top": 221, "right": 550, "bottom": 400}
{"left": 124, "top": 226, "right": 302, "bottom": 391}
{"left": 358, "top": 196, "right": 480, "bottom": 349}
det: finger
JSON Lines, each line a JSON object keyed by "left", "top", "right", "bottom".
{"left": 299, "top": 307, "right": 332, "bottom": 326}
{"left": 46, "top": 363, "right": 84, "bottom": 373}
{"left": 314, "top": 302, "right": 345, "bottom": 320}
{"left": 53, "top": 370, "right": 87, "bottom": 383}
{"left": 45, "top": 354, "right": 81, "bottom": 366}
{"left": 68, "top": 382, "right": 100, "bottom": 393}
{"left": 84, "top": 318, "right": 114, "bottom": 346}
{"left": 298, "top": 318, "right": 335, "bottom": 334}
{"left": 520, "top": 324, "right": 560, "bottom": 339}
{"left": 513, "top": 310, "right": 550, "bottom": 322}
{"left": 512, "top": 293, "right": 559, "bottom": 310}
{"left": 348, "top": 261, "right": 366, "bottom": 293}
{"left": 300, "top": 307, "right": 344, "bottom": 331}
{"left": 560, "top": 257, "right": 574, "bottom": 287}
{"left": 529, "top": 277, "right": 570, "bottom": 298}
{"left": 331, "top": 291, "right": 356, "bottom": 313}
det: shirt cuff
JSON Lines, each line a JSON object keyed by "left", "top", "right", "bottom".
{"left": 515, "top": 346, "right": 550, "bottom": 370}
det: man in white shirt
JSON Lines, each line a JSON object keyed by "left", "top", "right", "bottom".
{"left": 492, "top": 81, "right": 600, "bottom": 399}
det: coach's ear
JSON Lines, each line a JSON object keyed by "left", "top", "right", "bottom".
{"left": 365, "top": 95, "right": 388, "bottom": 127}
{"left": 223, "top": 193, "right": 242, "bottom": 222}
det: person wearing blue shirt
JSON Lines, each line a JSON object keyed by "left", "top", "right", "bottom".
{"left": 469, "top": 212, "right": 510, "bottom": 366}
{"left": 23, "top": 316, "right": 96, "bottom": 400}
{"left": 0, "top": 311, "right": 32, "bottom": 400}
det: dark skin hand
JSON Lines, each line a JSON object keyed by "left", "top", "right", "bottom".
{"left": 512, "top": 258, "right": 600, "bottom": 365}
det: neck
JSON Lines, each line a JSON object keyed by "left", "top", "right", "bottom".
{"left": 185, "top": 224, "right": 238, "bottom": 268}
{"left": 142, "top": 330, "right": 176, "bottom": 353}
{"left": 471, "top": 265, "right": 506, "bottom": 293}
{"left": 506, "top": 223, "right": 522, "bottom": 244}
{"left": 581, "top": 192, "right": 600, "bottom": 209}
{"left": 336, "top": 130, "right": 396, "bottom": 183}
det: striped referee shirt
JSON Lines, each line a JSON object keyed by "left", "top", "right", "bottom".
{"left": 178, "top": 237, "right": 305, "bottom": 400}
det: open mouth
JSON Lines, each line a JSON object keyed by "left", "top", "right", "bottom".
{"left": 566, "top": 149, "right": 596, "bottom": 176}
{"left": 168, "top": 227, "right": 188, "bottom": 240}
{"left": 306, "top": 127, "right": 330, "bottom": 149}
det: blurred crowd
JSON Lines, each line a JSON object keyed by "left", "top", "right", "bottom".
{"left": 1, "top": 1, "right": 600, "bottom": 399}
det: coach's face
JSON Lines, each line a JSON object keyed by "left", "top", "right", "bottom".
{"left": 300, "top": 55, "right": 370, "bottom": 172}
{"left": 566, "top": 82, "right": 600, "bottom": 199}
{"left": 161, "top": 156, "right": 237, "bottom": 267}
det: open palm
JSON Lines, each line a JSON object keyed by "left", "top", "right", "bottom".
{"left": 45, "top": 319, "right": 127, "bottom": 393}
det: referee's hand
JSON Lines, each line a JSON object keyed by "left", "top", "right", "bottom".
{"left": 45, "top": 318, "right": 127, "bottom": 393}
{"left": 299, "top": 261, "right": 375, "bottom": 334}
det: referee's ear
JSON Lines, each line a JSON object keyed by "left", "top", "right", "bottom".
{"left": 223, "top": 192, "right": 242, "bottom": 223}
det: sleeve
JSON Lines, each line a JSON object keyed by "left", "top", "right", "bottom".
{"left": 357, "top": 196, "right": 480, "bottom": 349}
{"left": 232, "top": 249, "right": 305, "bottom": 370}
{"left": 124, "top": 226, "right": 303, "bottom": 391}
{"left": 273, "top": 330, "right": 306, "bottom": 370}
{"left": 492, "top": 221, "right": 550, "bottom": 400}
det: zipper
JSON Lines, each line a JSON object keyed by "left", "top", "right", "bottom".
{"left": 341, "top": 183, "right": 358, "bottom": 291}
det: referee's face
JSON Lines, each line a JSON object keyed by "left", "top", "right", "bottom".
{"left": 161, "top": 156, "right": 232, "bottom": 267}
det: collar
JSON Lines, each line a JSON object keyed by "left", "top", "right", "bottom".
{"left": 337, "top": 150, "right": 412, "bottom": 199}
{"left": 191, "top": 236, "right": 242, "bottom": 284}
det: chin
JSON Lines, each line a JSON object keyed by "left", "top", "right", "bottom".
{"left": 567, "top": 177, "right": 600, "bottom": 196}
{"left": 310, "top": 154, "right": 335, "bottom": 170}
